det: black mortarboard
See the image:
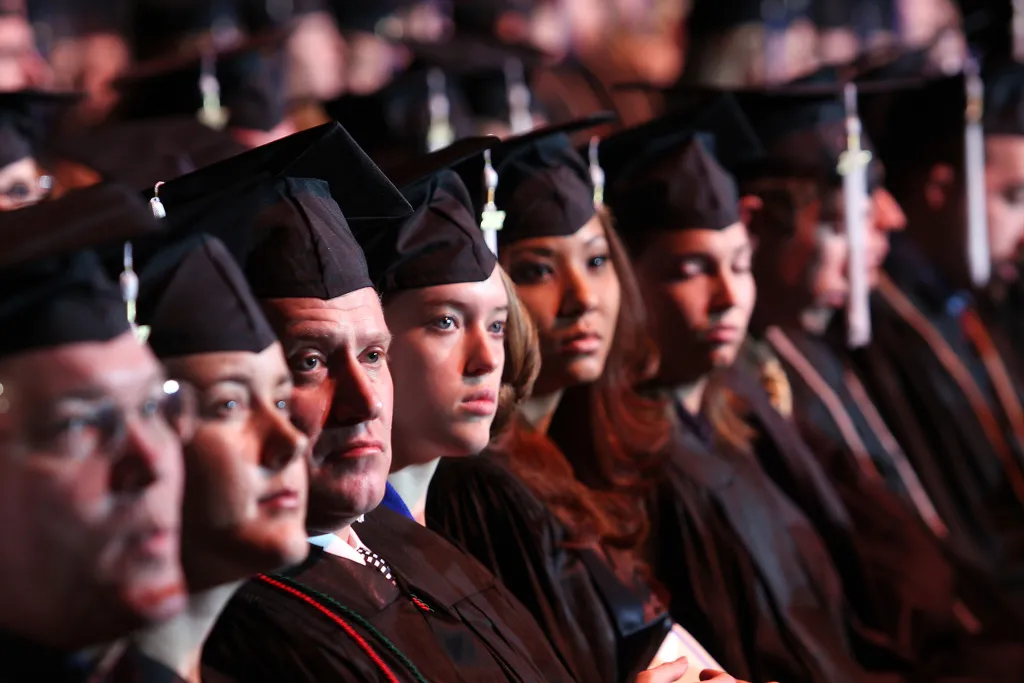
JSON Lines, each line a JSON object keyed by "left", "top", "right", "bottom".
{"left": 0, "top": 183, "right": 164, "bottom": 357}
{"left": 451, "top": 0, "right": 536, "bottom": 37}
{"left": 327, "top": 0, "right": 418, "bottom": 33}
{"left": 0, "top": 90, "right": 79, "bottom": 168}
{"left": 140, "top": 235, "right": 278, "bottom": 358}
{"left": 686, "top": 0, "right": 769, "bottom": 34}
{"left": 148, "top": 123, "right": 412, "bottom": 299}
{"left": 362, "top": 136, "right": 500, "bottom": 293}
{"left": 600, "top": 98, "right": 753, "bottom": 234}
{"left": 113, "top": 31, "right": 289, "bottom": 132}
{"left": 129, "top": 0, "right": 281, "bottom": 61}
{"left": 323, "top": 68, "right": 478, "bottom": 167}
{"left": 456, "top": 112, "right": 615, "bottom": 246}
{"left": 47, "top": 117, "right": 246, "bottom": 191}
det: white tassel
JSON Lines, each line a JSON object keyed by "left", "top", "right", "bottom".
{"left": 426, "top": 68, "right": 454, "bottom": 153}
{"left": 964, "top": 57, "right": 991, "bottom": 289}
{"left": 588, "top": 136, "right": 605, "bottom": 208}
{"left": 505, "top": 58, "right": 533, "bottom": 136}
{"left": 838, "top": 83, "right": 872, "bottom": 348}
{"left": 480, "top": 149, "right": 505, "bottom": 257}
{"left": 150, "top": 180, "right": 166, "bottom": 219}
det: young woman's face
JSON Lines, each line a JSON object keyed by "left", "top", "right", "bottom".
{"left": 385, "top": 267, "right": 508, "bottom": 467}
{"left": 166, "top": 343, "right": 309, "bottom": 590}
{"left": 633, "top": 223, "right": 756, "bottom": 386}
{"left": 501, "top": 216, "right": 620, "bottom": 394}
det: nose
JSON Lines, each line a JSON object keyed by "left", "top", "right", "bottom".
{"left": 465, "top": 326, "right": 502, "bottom": 379}
{"left": 329, "top": 356, "right": 384, "bottom": 427}
{"left": 259, "top": 403, "right": 309, "bottom": 473}
{"left": 872, "top": 188, "right": 906, "bottom": 233}
{"left": 110, "top": 417, "right": 177, "bottom": 496}
{"left": 711, "top": 270, "right": 741, "bottom": 312}
{"left": 560, "top": 265, "right": 599, "bottom": 318}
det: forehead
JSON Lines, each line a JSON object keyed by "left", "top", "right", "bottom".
{"left": 642, "top": 223, "right": 751, "bottom": 257}
{"left": 164, "top": 343, "right": 290, "bottom": 388}
{"left": 393, "top": 267, "right": 508, "bottom": 311}
{"left": 502, "top": 215, "right": 607, "bottom": 257}
{"left": 264, "top": 289, "right": 388, "bottom": 337}
{"left": 985, "top": 135, "right": 1024, "bottom": 176}
{"left": 0, "top": 333, "right": 161, "bottom": 404}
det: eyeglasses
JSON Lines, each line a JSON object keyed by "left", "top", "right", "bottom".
{"left": 22, "top": 380, "right": 198, "bottom": 461}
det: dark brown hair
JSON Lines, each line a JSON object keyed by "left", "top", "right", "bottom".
{"left": 495, "top": 207, "right": 670, "bottom": 559}
{"left": 491, "top": 265, "right": 540, "bottom": 437}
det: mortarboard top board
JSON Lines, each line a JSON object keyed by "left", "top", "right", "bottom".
{"left": 382, "top": 134, "right": 502, "bottom": 188}
{"left": 0, "top": 182, "right": 164, "bottom": 269}
{"left": 361, "top": 136, "right": 500, "bottom": 293}
{"left": 0, "top": 89, "right": 81, "bottom": 169}
{"left": 138, "top": 234, "right": 278, "bottom": 359}
{"left": 323, "top": 68, "right": 478, "bottom": 167}
{"left": 598, "top": 95, "right": 759, "bottom": 235}
{"left": 143, "top": 122, "right": 412, "bottom": 300}
{"left": 112, "top": 28, "right": 291, "bottom": 133}
{"left": 46, "top": 116, "right": 246, "bottom": 191}
{"left": 0, "top": 183, "right": 164, "bottom": 357}
{"left": 455, "top": 111, "right": 616, "bottom": 246}
{"left": 327, "top": 0, "right": 419, "bottom": 34}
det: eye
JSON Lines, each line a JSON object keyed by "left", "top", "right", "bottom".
{"left": 364, "top": 350, "right": 383, "bottom": 365}
{"left": 489, "top": 320, "right": 506, "bottom": 336}
{"left": 5, "top": 183, "right": 29, "bottom": 200}
{"left": 678, "top": 259, "right": 705, "bottom": 280}
{"left": 140, "top": 397, "right": 162, "bottom": 418}
{"left": 290, "top": 351, "right": 326, "bottom": 375}
{"left": 509, "top": 261, "right": 554, "bottom": 285}
{"left": 433, "top": 315, "right": 456, "bottom": 331}
{"left": 276, "top": 399, "right": 289, "bottom": 411}
{"left": 588, "top": 254, "right": 609, "bottom": 269}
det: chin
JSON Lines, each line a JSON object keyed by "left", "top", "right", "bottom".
{"left": 564, "top": 356, "right": 608, "bottom": 385}
{"left": 307, "top": 463, "right": 388, "bottom": 529}
{"left": 443, "top": 424, "right": 493, "bottom": 458}
{"left": 120, "top": 569, "right": 188, "bottom": 624}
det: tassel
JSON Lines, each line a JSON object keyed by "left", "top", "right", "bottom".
{"left": 149, "top": 181, "right": 166, "bottom": 219}
{"left": 838, "top": 82, "right": 872, "bottom": 348}
{"left": 505, "top": 58, "right": 533, "bottom": 135}
{"left": 426, "top": 68, "right": 455, "bottom": 152}
{"left": 588, "top": 136, "right": 605, "bottom": 208}
{"left": 480, "top": 149, "right": 505, "bottom": 256}
{"left": 120, "top": 242, "right": 150, "bottom": 344}
{"left": 964, "top": 56, "right": 990, "bottom": 289}
{"left": 197, "top": 51, "right": 229, "bottom": 131}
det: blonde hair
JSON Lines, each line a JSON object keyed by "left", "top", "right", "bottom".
{"left": 491, "top": 265, "right": 540, "bottom": 438}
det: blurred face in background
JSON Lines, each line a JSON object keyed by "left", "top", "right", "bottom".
{"left": 0, "top": 14, "right": 51, "bottom": 91}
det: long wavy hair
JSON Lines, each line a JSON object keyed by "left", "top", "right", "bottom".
{"left": 493, "top": 207, "right": 670, "bottom": 561}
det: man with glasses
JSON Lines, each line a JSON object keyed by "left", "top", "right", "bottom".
{"left": 0, "top": 183, "right": 195, "bottom": 681}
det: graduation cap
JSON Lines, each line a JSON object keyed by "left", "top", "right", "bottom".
{"left": 47, "top": 116, "right": 247, "bottom": 191}
{"left": 451, "top": 0, "right": 537, "bottom": 37}
{"left": 598, "top": 95, "right": 759, "bottom": 237}
{"left": 361, "top": 136, "right": 500, "bottom": 293}
{"left": 0, "top": 183, "right": 164, "bottom": 357}
{"left": 113, "top": 29, "right": 290, "bottom": 133}
{"left": 328, "top": 0, "right": 419, "bottom": 34}
{"left": 455, "top": 112, "right": 617, "bottom": 252}
{"left": 323, "top": 68, "right": 478, "bottom": 166}
{"left": 139, "top": 235, "right": 278, "bottom": 359}
{"left": 129, "top": 0, "right": 282, "bottom": 61}
{"left": 0, "top": 89, "right": 79, "bottom": 169}
{"left": 146, "top": 122, "right": 413, "bottom": 300}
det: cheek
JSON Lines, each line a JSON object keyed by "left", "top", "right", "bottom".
{"left": 290, "top": 383, "right": 333, "bottom": 443}
{"left": 183, "top": 430, "right": 256, "bottom": 529}
{"left": 659, "top": 284, "right": 707, "bottom": 335}
{"left": 392, "top": 346, "right": 459, "bottom": 422}
{"left": 514, "top": 285, "right": 560, "bottom": 337}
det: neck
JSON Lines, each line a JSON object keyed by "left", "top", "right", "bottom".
{"left": 519, "top": 390, "right": 564, "bottom": 434}
{"left": 132, "top": 583, "right": 241, "bottom": 683}
{"left": 387, "top": 458, "right": 441, "bottom": 525}
{"left": 673, "top": 378, "right": 708, "bottom": 415}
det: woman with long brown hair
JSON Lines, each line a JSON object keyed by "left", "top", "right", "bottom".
{"left": 426, "top": 118, "right": 723, "bottom": 683}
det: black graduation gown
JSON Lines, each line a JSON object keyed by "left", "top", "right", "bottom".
{"left": 848, "top": 235, "right": 1024, "bottom": 605}
{"left": 729, "top": 343, "right": 1024, "bottom": 680}
{"left": 0, "top": 631, "right": 94, "bottom": 683}
{"left": 425, "top": 455, "right": 672, "bottom": 683}
{"left": 654, "top": 408, "right": 884, "bottom": 683}
{"left": 202, "top": 507, "right": 573, "bottom": 683}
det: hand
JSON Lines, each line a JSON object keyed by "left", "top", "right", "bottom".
{"left": 635, "top": 657, "right": 689, "bottom": 683}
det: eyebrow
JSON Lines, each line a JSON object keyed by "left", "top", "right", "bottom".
{"left": 420, "top": 298, "right": 511, "bottom": 314}
{"left": 512, "top": 246, "right": 555, "bottom": 258}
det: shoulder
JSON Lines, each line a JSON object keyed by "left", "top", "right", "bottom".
{"left": 430, "top": 455, "right": 554, "bottom": 525}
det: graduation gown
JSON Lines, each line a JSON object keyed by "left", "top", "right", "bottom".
{"left": 848, "top": 235, "right": 1024, "bottom": 604}
{"left": 203, "top": 506, "right": 573, "bottom": 683}
{"left": 654, "top": 406, "right": 882, "bottom": 683}
{"left": 730, "top": 339, "right": 1024, "bottom": 679}
{"left": 425, "top": 455, "right": 673, "bottom": 683}
{"left": 0, "top": 631, "right": 95, "bottom": 683}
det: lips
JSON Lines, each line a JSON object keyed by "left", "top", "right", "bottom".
{"left": 258, "top": 487, "right": 301, "bottom": 511}
{"left": 702, "top": 325, "right": 740, "bottom": 344}
{"left": 461, "top": 389, "right": 497, "bottom": 416}
{"left": 557, "top": 329, "right": 603, "bottom": 355}
{"left": 125, "top": 526, "right": 176, "bottom": 560}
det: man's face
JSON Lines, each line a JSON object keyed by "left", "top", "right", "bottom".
{"left": 985, "top": 135, "right": 1024, "bottom": 283}
{"left": 0, "top": 15, "right": 51, "bottom": 90}
{"left": 262, "top": 289, "right": 394, "bottom": 534}
{"left": 0, "top": 333, "right": 187, "bottom": 649}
